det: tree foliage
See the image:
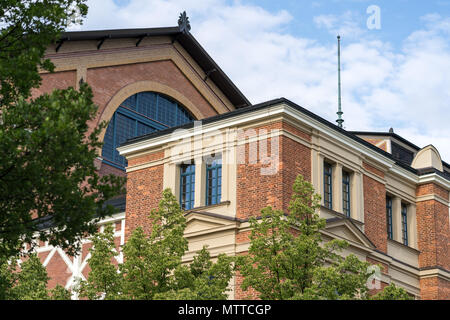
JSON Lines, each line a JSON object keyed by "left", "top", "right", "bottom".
{"left": 370, "top": 283, "right": 413, "bottom": 300}
{"left": 0, "top": 0, "right": 125, "bottom": 260}
{"left": 0, "top": 253, "right": 70, "bottom": 300}
{"left": 0, "top": 0, "right": 87, "bottom": 106}
{"left": 158, "top": 247, "right": 234, "bottom": 300}
{"left": 235, "top": 174, "right": 408, "bottom": 300}
{"left": 75, "top": 224, "right": 122, "bottom": 300}
{"left": 76, "top": 189, "right": 234, "bottom": 300}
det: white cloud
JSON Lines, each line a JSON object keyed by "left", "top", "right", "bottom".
{"left": 71, "top": 1, "right": 450, "bottom": 162}
{"left": 313, "top": 11, "right": 366, "bottom": 39}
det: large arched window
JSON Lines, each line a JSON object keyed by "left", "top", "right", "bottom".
{"left": 102, "top": 92, "right": 194, "bottom": 168}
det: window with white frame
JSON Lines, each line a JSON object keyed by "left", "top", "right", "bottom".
{"left": 205, "top": 155, "right": 222, "bottom": 206}
{"left": 180, "top": 162, "right": 195, "bottom": 210}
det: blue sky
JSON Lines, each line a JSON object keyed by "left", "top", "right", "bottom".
{"left": 247, "top": 0, "right": 450, "bottom": 45}
{"left": 73, "top": 0, "right": 450, "bottom": 161}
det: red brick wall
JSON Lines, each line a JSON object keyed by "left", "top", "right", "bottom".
{"left": 31, "top": 70, "right": 77, "bottom": 98}
{"left": 367, "top": 257, "right": 389, "bottom": 274}
{"left": 363, "top": 163, "right": 387, "bottom": 253}
{"left": 128, "top": 150, "right": 165, "bottom": 167}
{"left": 416, "top": 183, "right": 450, "bottom": 300}
{"left": 235, "top": 121, "right": 311, "bottom": 299}
{"left": 236, "top": 121, "right": 311, "bottom": 220}
{"left": 417, "top": 183, "right": 449, "bottom": 200}
{"left": 94, "top": 158, "right": 127, "bottom": 178}
{"left": 367, "top": 281, "right": 389, "bottom": 296}
{"left": 420, "top": 277, "right": 450, "bottom": 300}
{"left": 416, "top": 201, "right": 449, "bottom": 269}
{"left": 125, "top": 164, "right": 164, "bottom": 239}
{"left": 416, "top": 183, "right": 449, "bottom": 270}
{"left": 87, "top": 61, "right": 217, "bottom": 129}
{"left": 234, "top": 268, "right": 259, "bottom": 300}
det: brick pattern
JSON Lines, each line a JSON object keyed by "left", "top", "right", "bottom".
{"left": 31, "top": 70, "right": 77, "bottom": 98}
{"left": 128, "top": 150, "right": 165, "bottom": 167}
{"left": 236, "top": 230, "right": 251, "bottom": 244}
{"left": 363, "top": 173, "right": 387, "bottom": 253}
{"left": 94, "top": 158, "right": 127, "bottom": 178}
{"left": 363, "top": 162, "right": 385, "bottom": 179}
{"left": 235, "top": 121, "right": 311, "bottom": 299}
{"left": 420, "top": 277, "right": 450, "bottom": 300}
{"left": 125, "top": 165, "right": 164, "bottom": 239}
{"left": 87, "top": 61, "right": 218, "bottom": 130}
{"left": 417, "top": 183, "right": 449, "bottom": 200}
{"left": 416, "top": 182, "right": 450, "bottom": 300}
{"left": 416, "top": 199, "right": 449, "bottom": 269}
{"left": 236, "top": 121, "right": 311, "bottom": 220}
{"left": 367, "top": 257, "right": 389, "bottom": 274}
{"left": 234, "top": 269, "right": 260, "bottom": 300}
{"left": 34, "top": 229, "right": 123, "bottom": 290}
{"left": 367, "top": 281, "right": 389, "bottom": 296}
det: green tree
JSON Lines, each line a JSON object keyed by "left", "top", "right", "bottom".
{"left": 0, "top": 1, "right": 87, "bottom": 106}
{"left": 0, "top": 253, "right": 71, "bottom": 300}
{"left": 370, "top": 283, "right": 413, "bottom": 300}
{"left": 120, "top": 188, "right": 188, "bottom": 299}
{"left": 235, "top": 174, "right": 399, "bottom": 300}
{"left": 75, "top": 224, "right": 122, "bottom": 300}
{"left": 77, "top": 189, "right": 234, "bottom": 300}
{"left": 0, "top": 0, "right": 125, "bottom": 260}
{"left": 157, "top": 246, "right": 234, "bottom": 300}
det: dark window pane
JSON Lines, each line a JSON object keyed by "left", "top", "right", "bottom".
{"left": 324, "top": 162, "right": 333, "bottom": 209}
{"left": 206, "top": 156, "right": 222, "bottom": 206}
{"left": 101, "top": 92, "right": 194, "bottom": 169}
{"left": 386, "top": 196, "right": 393, "bottom": 240}
{"left": 401, "top": 204, "right": 408, "bottom": 246}
{"left": 342, "top": 171, "right": 351, "bottom": 217}
{"left": 180, "top": 163, "right": 196, "bottom": 210}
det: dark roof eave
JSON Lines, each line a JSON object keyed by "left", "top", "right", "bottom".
{"left": 58, "top": 27, "right": 250, "bottom": 109}
{"left": 59, "top": 26, "right": 181, "bottom": 42}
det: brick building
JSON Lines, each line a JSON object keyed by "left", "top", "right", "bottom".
{"left": 34, "top": 20, "right": 450, "bottom": 300}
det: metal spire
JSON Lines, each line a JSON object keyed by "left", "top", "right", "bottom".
{"left": 336, "top": 35, "right": 344, "bottom": 128}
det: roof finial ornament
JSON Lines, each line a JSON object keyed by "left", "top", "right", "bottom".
{"left": 178, "top": 11, "right": 191, "bottom": 33}
{"left": 336, "top": 35, "right": 344, "bottom": 128}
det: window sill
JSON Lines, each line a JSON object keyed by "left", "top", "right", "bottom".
{"left": 184, "top": 201, "right": 231, "bottom": 213}
{"left": 387, "top": 238, "right": 420, "bottom": 254}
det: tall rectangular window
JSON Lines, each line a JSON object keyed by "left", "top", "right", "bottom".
{"left": 206, "top": 156, "right": 222, "bottom": 206}
{"left": 323, "top": 162, "right": 333, "bottom": 209}
{"left": 386, "top": 196, "right": 393, "bottom": 240}
{"left": 401, "top": 204, "right": 408, "bottom": 246}
{"left": 180, "top": 163, "right": 195, "bottom": 210}
{"left": 342, "top": 171, "right": 351, "bottom": 217}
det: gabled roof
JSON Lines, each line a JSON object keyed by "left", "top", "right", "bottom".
{"left": 57, "top": 26, "right": 251, "bottom": 109}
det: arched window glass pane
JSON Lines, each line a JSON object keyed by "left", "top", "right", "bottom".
{"left": 101, "top": 92, "right": 194, "bottom": 169}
